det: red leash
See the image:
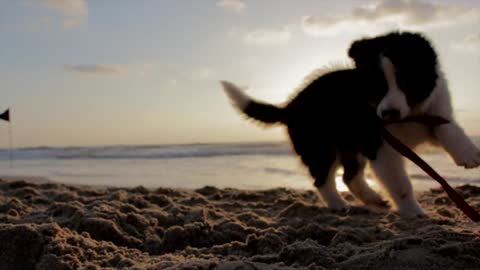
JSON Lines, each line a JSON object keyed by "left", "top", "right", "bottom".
{"left": 383, "top": 116, "right": 480, "bottom": 222}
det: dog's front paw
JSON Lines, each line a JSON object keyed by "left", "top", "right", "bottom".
{"left": 451, "top": 145, "right": 480, "bottom": 169}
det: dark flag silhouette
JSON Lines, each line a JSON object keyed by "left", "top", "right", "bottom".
{"left": 0, "top": 109, "right": 9, "bottom": 122}
{"left": 1, "top": 108, "right": 13, "bottom": 167}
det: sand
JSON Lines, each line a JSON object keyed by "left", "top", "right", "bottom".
{"left": 0, "top": 178, "right": 479, "bottom": 269}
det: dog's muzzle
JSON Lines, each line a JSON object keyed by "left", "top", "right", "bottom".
{"left": 380, "top": 109, "right": 401, "bottom": 120}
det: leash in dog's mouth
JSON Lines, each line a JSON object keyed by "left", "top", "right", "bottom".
{"left": 383, "top": 115, "right": 480, "bottom": 222}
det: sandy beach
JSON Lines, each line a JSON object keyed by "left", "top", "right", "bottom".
{"left": 0, "top": 178, "right": 478, "bottom": 269}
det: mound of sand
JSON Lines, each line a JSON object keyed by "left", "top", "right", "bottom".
{"left": 0, "top": 178, "right": 479, "bottom": 269}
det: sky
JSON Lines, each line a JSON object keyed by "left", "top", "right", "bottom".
{"left": 0, "top": 0, "right": 479, "bottom": 147}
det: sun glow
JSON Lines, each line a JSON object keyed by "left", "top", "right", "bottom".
{"left": 334, "top": 168, "right": 379, "bottom": 192}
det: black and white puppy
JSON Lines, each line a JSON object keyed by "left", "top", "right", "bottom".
{"left": 221, "top": 31, "right": 480, "bottom": 216}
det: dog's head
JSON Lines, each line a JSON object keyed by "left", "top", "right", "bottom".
{"left": 348, "top": 31, "right": 438, "bottom": 121}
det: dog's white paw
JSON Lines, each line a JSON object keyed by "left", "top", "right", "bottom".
{"left": 395, "top": 201, "right": 425, "bottom": 218}
{"left": 324, "top": 198, "right": 348, "bottom": 211}
{"left": 435, "top": 123, "right": 480, "bottom": 169}
{"left": 451, "top": 144, "right": 480, "bottom": 169}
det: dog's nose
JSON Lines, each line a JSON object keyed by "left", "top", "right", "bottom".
{"left": 381, "top": 109, "right": 401, "bottom": 120}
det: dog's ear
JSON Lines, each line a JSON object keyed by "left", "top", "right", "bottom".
{"left": 348, "top": 38, "right": 384, "bottom": 66}
{"left": 348, "top": 39, "right": 368, "bottom": 60}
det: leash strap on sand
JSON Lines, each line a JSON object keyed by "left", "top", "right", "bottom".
{"left": 382, "top": 118, "right": 480, "bottom": 222}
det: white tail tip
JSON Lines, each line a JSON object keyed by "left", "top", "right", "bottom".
{"left": 220, "top": 81, "right": 251, "bottom": 111}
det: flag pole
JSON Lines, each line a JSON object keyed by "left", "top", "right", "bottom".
{"left": 8, "top": 120, "right": 12, "bottom": 168}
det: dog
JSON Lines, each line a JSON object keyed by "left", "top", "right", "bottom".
{"left": 221, "top": 31, "right": 480, "bottom": 216}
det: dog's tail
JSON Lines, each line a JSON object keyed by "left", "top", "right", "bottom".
{"left": 221, "top": 81, "right": 283, "bottom": 125}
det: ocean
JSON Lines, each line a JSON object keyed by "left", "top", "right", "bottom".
{"left": 0, "top": 140, "right": 479, "bottom": 191}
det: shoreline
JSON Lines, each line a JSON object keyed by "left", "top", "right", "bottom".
{"left": 0, "top": 171, "right": 468, "bottom": 191}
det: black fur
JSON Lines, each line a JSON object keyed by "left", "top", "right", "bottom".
{"left": 243, "top": 101, "right": 283, "bottom": 124}
{"left": 349, "top": 31, "right": 438, "bottom": 106}
{"left": 234, "top": 31, "right": 439, "bottom": 189}
{"left": 242, "top": 69, "right": 385, "bottom": 187}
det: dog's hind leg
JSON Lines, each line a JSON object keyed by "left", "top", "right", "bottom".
{"left": 342, "top": 155, "right": 387, "bottom": 207}
{"left": 302, "top": 152, "right": 347, "bottom": 210}
{"left": 370, "top": 144, "right": 424, "bottom": 217}
{"left": 288, "top": 126, "right": 346, "bottom": 210}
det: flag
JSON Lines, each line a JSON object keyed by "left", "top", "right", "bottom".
{"left": 0, "top": 109, "right": 9, "bottom": 122}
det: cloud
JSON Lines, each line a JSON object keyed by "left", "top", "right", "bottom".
{"left": 452, "top": 33, "right": 480, "bottom": 53}
{"left": 243, "top": 27, "right": 292, "bottom": 46}
{"left": 21, "top": 0, "right": 87, "bottom": 29}
{"left": 217, "top": 0, "right": 246, "bottom": 13}
{"left": 64, "top": 64, "right": 122, "bottom": 75}
{"left": 302, "top": 0, "right": 480, "bottom": 37}
{"left": 353, "top": 0, "right": 478, "bottom": 25}
{"left": 64, "top": 63, "right": 155, "bottom": 77}
{"left": 301, "top": 15, "right": 365, "bottom": 37}
{"left": 41, "top": 0, "right": 87, "bottom": 28}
